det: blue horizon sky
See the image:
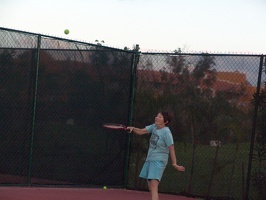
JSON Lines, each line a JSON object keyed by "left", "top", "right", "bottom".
{"left": 1, "top": 0, "right": 266, "bottom": 54}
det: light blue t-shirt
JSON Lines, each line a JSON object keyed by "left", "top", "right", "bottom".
{"left": 145, "top": 124, "right": 174, "bottom": 164}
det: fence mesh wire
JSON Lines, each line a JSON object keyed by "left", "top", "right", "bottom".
{"left": 0, "top": 28, "right": 134, "bottom": 186}
{"left": 0, "top": 27, "right": 265, "bottom": 200}
{"left": 128, "top": 53, "right": 265, "bottom": 200}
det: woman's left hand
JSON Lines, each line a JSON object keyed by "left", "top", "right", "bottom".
{"left": 173, "top": 164, "right": 185, "bottom": 172}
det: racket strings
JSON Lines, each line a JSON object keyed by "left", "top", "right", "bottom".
{"left": 103, "top": 124, "right": 127, "bottom": 130}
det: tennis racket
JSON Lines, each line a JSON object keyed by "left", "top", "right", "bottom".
{"left": 103, "top": 123, "right": 128, "bottom": 131}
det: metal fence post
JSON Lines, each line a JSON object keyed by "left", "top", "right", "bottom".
{"left": 245, "top": 55, "right": 264, "bottom": 200}
{"left": 124, "top": 44, "right": 140, "bottom": 187}
{"left": 27, "top": 35, "right": 41, "bottom": 186}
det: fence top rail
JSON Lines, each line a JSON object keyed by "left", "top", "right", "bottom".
{"left": 140, "top": 52, "right": 265, "bottom": 57}
{"left": 0, "top": 27, "right": 134, "bottom": 53}
{"left": 1, "top": 27, "right": 265, "bottom": 57}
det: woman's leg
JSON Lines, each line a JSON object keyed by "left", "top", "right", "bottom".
{"left": 147, "top": 179, "right": 159, "bottom": 200}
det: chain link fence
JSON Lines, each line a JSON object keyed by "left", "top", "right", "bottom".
{"left": 0, "top": 27, "right": 265, "bottom": 199}
{"left": 127, "top": 52, "right": 265, "bottom": 200}
{"left": 0, "top": 28, "right": 134, "bottom": 187}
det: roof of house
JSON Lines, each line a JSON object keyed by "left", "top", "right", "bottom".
{"left": 216, "top": 71, "right": 248, "bottom": 85}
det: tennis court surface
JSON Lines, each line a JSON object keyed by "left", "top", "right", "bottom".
{"left": 0, "top": 187, "right": 196, "bottom": 200}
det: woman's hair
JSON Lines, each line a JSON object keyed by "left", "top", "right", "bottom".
{"left": 160, "top": 111, "right": 172, "bottom": 125}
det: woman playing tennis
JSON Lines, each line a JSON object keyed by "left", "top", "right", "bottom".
{"left": 127, "top": 111, "right": 185, "bottom": 200}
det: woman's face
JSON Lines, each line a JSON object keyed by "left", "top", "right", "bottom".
{"left": 155, "top": 113, "right": 165, "bottom": 126}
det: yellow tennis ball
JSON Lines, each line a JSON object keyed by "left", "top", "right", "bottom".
{"left": 103, "top": 186, "right": 107, "bottom": 190}
{"left": 64, "top": 29, "right": 69, "bottom": 35}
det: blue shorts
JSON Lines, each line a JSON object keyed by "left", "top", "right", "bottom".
{"left": 139, "top": 161, "right": 167, "bottom": 181}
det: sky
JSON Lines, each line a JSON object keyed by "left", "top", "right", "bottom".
{"left": 0, "top": 0, "right": 266, "bottom": 53}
